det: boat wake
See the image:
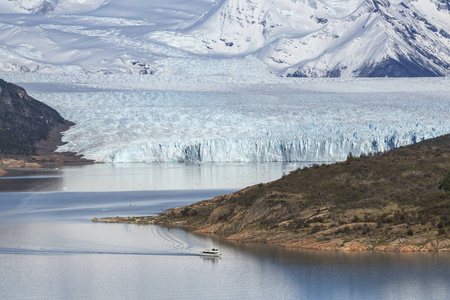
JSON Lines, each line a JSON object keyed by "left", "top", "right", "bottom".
{"left": 0, "top": 247, "right": 198, "bottom": 257}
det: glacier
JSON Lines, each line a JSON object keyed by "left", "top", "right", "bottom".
{"left": 2, "top": 72, "right": 448, "bottom": 163}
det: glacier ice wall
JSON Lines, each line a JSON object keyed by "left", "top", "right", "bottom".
{"left": 108, "top": 134, "right": 431, "bottom": 163}
{"left": 25, "top": 77, "right": 450, "bottom": 163}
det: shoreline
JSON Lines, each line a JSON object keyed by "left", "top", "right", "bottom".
{"left": 92, "top": 215, "right": 450, "bottom": 253}
{"left": 0, "top": 153, "right": 94, "bottom": 176}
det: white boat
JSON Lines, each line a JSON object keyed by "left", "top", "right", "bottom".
{"left": 200, "top": 248, "right": 221, "bottom": 257}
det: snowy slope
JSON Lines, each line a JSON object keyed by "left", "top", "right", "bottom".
{"left": 0, "top": 0, "right": 216, "bottom": 74}
{"left": 0, "top": 0, "right": 448, "bottom": 77}
{"left": 179, "top": 0, "right": 362, "bottom": 55}
{"left": 273, "top": 0, "right": 450, "bottom": 77}
{"left": 0, "top": 0, "right": 107, "bottom": 14}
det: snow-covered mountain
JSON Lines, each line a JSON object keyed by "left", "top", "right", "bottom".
{"left": 0, "top": 0, "right": 448, "bottom": 77}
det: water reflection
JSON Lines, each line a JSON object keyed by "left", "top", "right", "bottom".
{"left": 200, "top": 256, "right": 221, "bottom": 265}
{"left": 0, "top": 168, "right": 64, "bottom": 192}
{"left": 199, "top": 236, "right": 450, "bottom": 300}
{"left": 0, "top": 162, "right": 311, "bottom": 192}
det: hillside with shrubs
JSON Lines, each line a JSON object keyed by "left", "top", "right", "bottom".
{"left": 97, "top": 134, "right": 450, "bottom": 252}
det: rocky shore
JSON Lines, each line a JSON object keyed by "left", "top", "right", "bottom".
{"left": 0, "top": 153, "right": 93, "bottom": 176}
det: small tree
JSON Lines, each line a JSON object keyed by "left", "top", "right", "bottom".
{"left": 345, "top": 152, "right": 354, "bottom": 165}
{"left": 439, "top": 171, "right": 450, "bottom": 192}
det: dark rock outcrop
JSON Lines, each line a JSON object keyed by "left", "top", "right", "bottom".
{"left": 0, "top": 78, "right": 70, "bottom": 156}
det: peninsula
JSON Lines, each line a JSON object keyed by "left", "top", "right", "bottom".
{"left": 95, "top": 135, "right": 450, "bottom": 252}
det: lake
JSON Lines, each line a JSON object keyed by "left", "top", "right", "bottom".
{"left": 1, "top": 163, "right": 449, "bottom": 299}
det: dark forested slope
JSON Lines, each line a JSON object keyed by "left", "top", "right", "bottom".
{"left": 0, "top": 79, "right": 69, "bottom": 156}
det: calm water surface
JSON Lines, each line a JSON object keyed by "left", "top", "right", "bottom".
{"left": 0, "top": 163, "right": 449, "bottom": 299}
